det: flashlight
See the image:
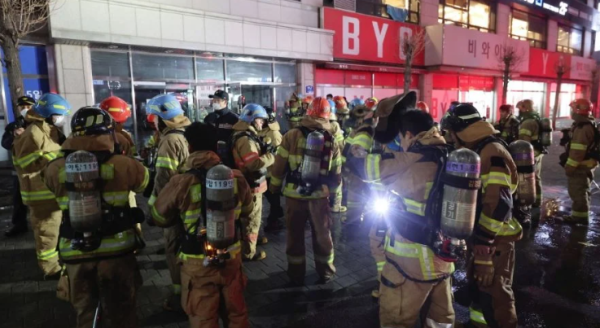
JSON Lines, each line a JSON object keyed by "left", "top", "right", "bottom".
{"left": 373, "top": 197, "right": 390, "bottom": 215}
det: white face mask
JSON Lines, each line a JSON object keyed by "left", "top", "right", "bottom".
{"left": 20, "top": 108, "right": 29, "bottom": 118}
{"left": 52, "top": 115, "right": 66, "bottom": 127}
{"left": 212, "top": 102, "right": 224, "bottom": 111}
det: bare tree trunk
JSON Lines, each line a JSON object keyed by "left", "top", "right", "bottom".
{"left": 1, "top": 36, "right": 25, "bottom": 119}
{"left": 502, "top": 64, "right": 509, "bottom": 105}
{"left": 404, "top": 56, "right": 412, "bottom": 93}
{"left": 552, "top": 73, "right": 563, "bottom": 130}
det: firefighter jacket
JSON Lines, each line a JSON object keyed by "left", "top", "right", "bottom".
{"left": 115, "top": 125, "right": 136, "bottom": 156}
{"left": 330, "top": 121, "right": 345, "bottom": 150}
{"left": 456, "top": 121, "right": 522, "bottom": 245}
{"left": 518, "top": 113, "right": 542, "bottom": 155}
{"left": 270, "top": 116, "right": 343, "bottom": 199}
{"left": 231, "top": 121, "right": 274, "bottom": 193}
{"left": 257, "top": 121, "right": 283, "bottom": 148}
{"left": 565, "top": 114, "right": 598, "bottom": 175}
{"left": 287, "top": 106, "right": 303, "bottom": 129}
{"left": 149, "top": 126, "right": 190, "bottom": 207}
{"left": 150, "top": 151, "right": 254, "bottom": 262}
{"left": 496, "top": 114, "right": 519, "bottom": 144}
{"left": 43, "top": 134, "right": 149, "bottom": 262}
{"left": 146, "top": 131, "right": 160, "bottom": 148}
{"left": 345, "top": 127, "right": 453, "bottom": 281}
{"left": 12, "top": 111, "right": 63, "bottom": 206}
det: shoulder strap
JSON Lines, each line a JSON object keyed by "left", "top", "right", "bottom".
{"left": 186, "top": 168, "right": 207, "bottom": 229}
{"left": 474, "top": 136, "right": 508, "bottom": 155}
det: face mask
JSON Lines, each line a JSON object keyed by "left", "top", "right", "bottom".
{"left": 212, "top": 103, "right": 224, "bottom": 111}
{"left": 20, "top": 108, "right": 29, "bottom": 118}
{"left": 52, "top": 115, "right": 66, "bottom": 127}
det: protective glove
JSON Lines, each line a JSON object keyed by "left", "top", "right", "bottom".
{"left": 473, "top": 245, "right": 495, "bottom": 287}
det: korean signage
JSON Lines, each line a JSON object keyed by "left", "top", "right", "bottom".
{"left": 321, "top": 7, "right": 424, "bottom": 66}
{"left": 499, "top": 0, "right": 600, "bottom": 32}
{"left": 425, "top": 25, "right": 530, "bottom": 72}
{"left": 517, "top": 0, "right": 567, "bottom": 16}
{"left": 526, "top": 47, "right": 596, "bottom": 81}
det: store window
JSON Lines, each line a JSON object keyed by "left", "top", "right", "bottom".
{"left": 356, "top": 0, "right": 419, "bottom": 24}
{"left": 132, "top": 54, "right": 194, "bottom": 81}
{"left": 91, "top": 51, "right": 130, "bottom": 78}
{"left": 274, "top": 63, "right": 296, "bottom": 83}
{"left": 196, "top": 57, "right": 224, "bottom": 81}
{"left": 506, "top": 80, "right": 545, "bottom": 115}
{"left": 510, "top": 9, "right": 546, "bottom": 49}
{"left": 550, "top": 83, "right": 583, "bottom": 117}
{"left": 557, "top": 25, "right": 583, "bottom": 56}
{"left": 438, "top": 0, "right": 495, "bottom": 33}
{"left": 91, "top": 50, "right": 133, "bottom": 128}
{"left": 226, "top": 60, "right": 273, "bottom": 83}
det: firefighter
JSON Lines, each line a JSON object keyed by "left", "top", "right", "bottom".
{"left": 495, "top": 104, "right": 519, "bottom": 144}
{"left": 231, "top": 104, "right": 275, "bottom": 261}
{"left": 328, "top": 99, "right": 346, "bottom": 213}
{"left": 517, "top": 99, "right": 544, "bottom": 207}
{"left": 285, "top": 93, "right": 305, "bottom": 130}
{"left": 43, "top": 107, "right": 148, "bottom": 328}
{"left": 365, "top": 97, "right": 378, "bottom": 111}
{"left": 562, "top": 99, "right": 598, "bottom": 225}
{"left": 12, "top": 93, "right": 68, "bottom": 277}
{"left": 443, "top": 104, "right": 522, "bottom": 328}
{"left": 270, "top": 97, "right": 342, "bottom": 285}
{"left": 333, "top": 96, "right": 349, "bottom": 130}
{"left": 205, "top": 90, "right": 239, "bottom": 143}
{"left": 150, "top": 122, "right": 253, "bottom": 328}
{"left": 260, "top": 106, "right": 285, "bottom": 231}
{"left": 3, "top": 96, "right": 35, "bottom": 237}
{"left": 99, "top": 96, "right": 135, "bottom": 156}
{"left": 146, "top": 93, "right": 192, "bottom": 311}
{"left": 345, "top": 96, "right": 455, "bottom": 326}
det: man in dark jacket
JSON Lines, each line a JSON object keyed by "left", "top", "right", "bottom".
{"left": 2, "top": 96, "right": 35, "bottom": 237}
{"left": 204, "top": 90, "right": 239, "bottom": 143}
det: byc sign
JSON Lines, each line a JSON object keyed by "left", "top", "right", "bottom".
{"left": 519, "top": 0, "right": 568, "bottom": 16}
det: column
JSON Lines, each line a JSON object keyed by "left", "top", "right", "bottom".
{"left": 496, "top": 3, "right": 510, "bottom": 37}
{"left": 53, "top": 44, "right": 94, "bottom": 136}
{"left": 419, "top": 0, "right": 438, "bottom": 27}
{"left": 297, "top": 62, "right": 315, "bottom": 96}
{"left": 547, "top": 20, "right": 558, "bottom": 52}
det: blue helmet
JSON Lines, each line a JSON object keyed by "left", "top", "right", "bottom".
{"left": 349, "top": 98, "right": 365, "bottom": 109}
{"left": 386, "top": 135, "right": 403, "bottom": 152}
{"left": 241, "top": 103, "right": 268, "bottom": 123}
{"left": 33, "top": 93, "right": 71, "bottom": 118}
{"left": 146, "top": 94, "right": 184, "bottom": 120}
{"left": 328, "top": 100, "right": 338, "bottom": 120}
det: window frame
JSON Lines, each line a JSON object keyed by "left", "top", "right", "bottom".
{"left": 438, "top": 0, "right": 496, "bottom": 33}
{"left": 509, "top": 8, "right": 547, "bottom": 50}
{"left": 355, "top": 0, "right": 420, "bottom": 24}
{"left": 557, "top": 24, "right": 584, "bottom": 56}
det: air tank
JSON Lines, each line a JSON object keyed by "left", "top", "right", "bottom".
{"left": 205, "top": 164, "right": 236, "bottom": 250}
{"left": 65, "top": 150, "right": 103, "bottom": 233}
{"left": 509, "top": 140, "right": 536, "bottom": 206}
{"left": 301, "top": 130, "right": 325, "bottom": 185}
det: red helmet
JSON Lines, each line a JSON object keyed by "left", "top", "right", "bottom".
{"left": 570, "top": 99, "right": 593, "bottom": 116}
{"left": 307, "top": 97, "right": 331, "bottom": 119}
{"left": 99, "top": 96, "right": 131, "bottom": 123}
{"left": 365, "top": 97, "right": 378, "bottom": 110}
{"left": 499, "top": 104, "right": 514, "bottom": 114}
{"left": 333, "top": 96, "right": 347, "bottom": 110}
{"left": 147, "top": 114, "right": 156, "bottom": 123}
{"left": 302, "top": 95, "right": 314, "bottom": 104}
{"left": 416, "top": 101, "right": 429, "bottom": 114}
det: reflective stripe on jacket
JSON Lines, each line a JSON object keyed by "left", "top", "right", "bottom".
{"left": 43, "top": 134, "right": 149, "bottom": 262}
{"left": 150, "top": 127, "right": 189, "bottom": 206}
{"left": 232, "top": 121, "right": 274, "bottom": 193}
{"left": 13, "top": 116, "right": 62, "bottom": 206}
{"left": 150, "top": 151, "right": 254, "bottom": 261}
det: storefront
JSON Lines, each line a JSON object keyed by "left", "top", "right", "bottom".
{"left": 425, "top": 24, "right": 530, "bottom": 121}
{"left": 317, "top": 7, "right": 423, "bottom": 101}
{"left": 512, "top": 47, "right": 594, "bottom": 120}
{"left": 90, "top": 47, "right": 298, "bottom": 139}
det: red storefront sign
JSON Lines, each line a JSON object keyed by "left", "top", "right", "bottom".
{"left": 458, "top": 75, "right": 494, "bottom": 91}
{"left": 314, "top": 69, "right": 345, "bottom": 85}
{"left": 527, "top": 48, "right": 595, "bottom": 81}
{"left": 345, "top": 71, "right": 372, "bottom": 85}
{"left": 322, "top": 7, "right": 424, "bottom": 66}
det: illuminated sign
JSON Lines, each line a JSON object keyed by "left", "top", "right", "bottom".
{"left": 519, "top": 0, "right": 568, "bottom": 16}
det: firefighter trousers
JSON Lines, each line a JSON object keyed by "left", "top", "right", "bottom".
{"left": 468, "top": 241, "right": 517, "bottom": 328}
{"left": 128, "top": 191, "right": 143, "bottom": 236}
{"left": 241, "top": 193, "right": 263, "bottom": 259}
{"left": 567, "top": 169, "right": 593, "bottom": 222}
{"left": 285, "top": 197, "right": 336, "bottom": 283}
{"left": 369, "top": 222, "right": 385, "bottom": 279}
{"left": 345, "top": 173, "right": 367, "bottom": 222}
{"left": 165, "top": 222, "right": 184, "bottom": 295}
{"left": 29, "top": 202, "right": 61, "bottom": 276}
{"left": 379, "top": 262, "right": 454, "bottom": 328}
{"left": 534, "top": 155, "right": 543, "bottom": 207}
{"left": 181, "top": 256, "right": 249, "bottom": 328}
{"left": 67, "top": 253, "right": 142, "bottom": 328}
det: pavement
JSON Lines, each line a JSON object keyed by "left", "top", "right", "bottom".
{"left": 0, "top": 131, "right": 600, "bottom": 328}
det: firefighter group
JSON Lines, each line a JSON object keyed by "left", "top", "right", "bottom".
{"left": 3, "top": 87, "right": 598, "bottom": 328}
